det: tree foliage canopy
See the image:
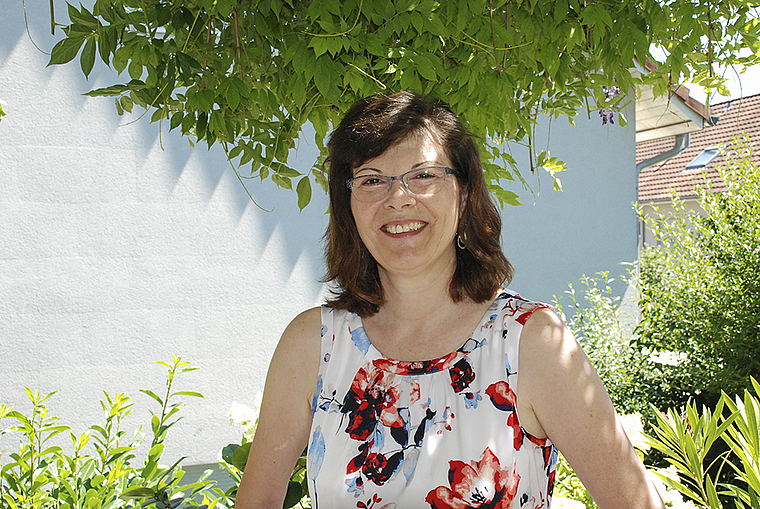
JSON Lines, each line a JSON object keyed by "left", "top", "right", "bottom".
{"left": 49, "top": 0, "right": 760, "bottom": 208}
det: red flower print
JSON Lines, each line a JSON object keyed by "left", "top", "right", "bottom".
{"left": 374, "top": 350, "right": 464, "bottom": 375}
{"left": 501, "top": 299, "right": 548, "bottom": 326}
{"left": 342, "top": 365, "right": 405, "bottom": 440}
{"left": 425, "top": 447, "right": 520, "bottom": 508}
{"left": 485, "top": 381, "right": 517, "bottom": 412}
{"left": 449, "top": 358, "right": 475, "bottom": 393}
{"left": 347, "top": 441, "right": 373, "bottom": 474}
{"left": 362, "top": 451, "right": 403, "bottom": 486}
{"left": 507, "top": 412, "right": 524, "bottom": 451}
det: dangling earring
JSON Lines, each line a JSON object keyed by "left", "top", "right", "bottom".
{"left": 456, "top": 232, "right": 467, "bottom": 250}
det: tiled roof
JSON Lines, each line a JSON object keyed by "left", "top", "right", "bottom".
{"left": 637, "top": 93, "right": 760, "bottom": 202}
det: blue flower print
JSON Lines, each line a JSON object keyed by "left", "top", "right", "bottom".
{"left": 351, "top": 326, "right": 371, "bottom": 355}
{"left": 308, "top": 426, "right": 325, "bottom": 481}
{"left": 463, "top": 391, "right": 481, "bottom": 409}
{"left": 311, "top": 375, "right": 323, "bottom": 415}
{"left": 346, "top": 475, "right": 365, "bottom": 497}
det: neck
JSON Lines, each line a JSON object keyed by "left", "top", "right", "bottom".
{"left": 365, "top": 261, "right": 494, "bottom": 361}
{"left": 377, "top": 260, "right": 457, "bottom": 321}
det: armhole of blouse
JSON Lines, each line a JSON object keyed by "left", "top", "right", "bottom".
{"left": 512, "top": 301, "right": 554, "bottom": 446}
{"left": 312, "top": 306, "right": 335, "bottom": 416}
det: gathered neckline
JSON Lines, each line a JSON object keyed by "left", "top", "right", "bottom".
{"left": 355, "top": 291, "right": 510, "bottom": 375}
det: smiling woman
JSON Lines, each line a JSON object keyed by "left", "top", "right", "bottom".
{"left": 235, "top": 92, "right": 666, "bottom": 509}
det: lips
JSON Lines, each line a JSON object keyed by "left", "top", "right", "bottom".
{"left": 382, "top": 221, "right": 426, "bottom": 234}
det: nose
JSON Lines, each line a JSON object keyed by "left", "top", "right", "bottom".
{"left": 384, "top": 178, "right": 415, "bottom": 207}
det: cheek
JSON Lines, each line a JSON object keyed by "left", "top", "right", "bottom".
{"left": 350, "top": 201, "right": 374, "bottom": 238}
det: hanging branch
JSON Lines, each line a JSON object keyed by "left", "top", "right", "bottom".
{"left": 49, "top": 0, "right": 55, "bottom": 34}
{"left": 503, "top": 3, "right": 510, "bottom": 69}
{"left": 233, "top": 8, "right": 243, "bottom": 81}
{"left": 490, "top": 0, "right": 501, "bottom": 77}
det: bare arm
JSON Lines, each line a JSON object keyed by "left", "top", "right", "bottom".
{"left": 235, "top": 307, "right": 322, "bottom": 509}
{"left": 517, "top": 308, "right": 664, "bottom": 509}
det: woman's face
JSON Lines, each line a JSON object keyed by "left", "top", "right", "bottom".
{"left": 350, "top": 134, "right": 461, "bottom": 282}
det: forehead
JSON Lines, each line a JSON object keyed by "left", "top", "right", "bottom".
{"left": 355, "top": 134, "right": 450, "bottom": 172}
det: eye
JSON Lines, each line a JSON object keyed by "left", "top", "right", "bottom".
{"left": 409, "top": 168, "right": 439, "bottom": 180}
{"left": 356, "top": 175, "right": 387, "bottom": 187}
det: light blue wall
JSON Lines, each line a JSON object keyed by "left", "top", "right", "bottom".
{"left": 501, "top": 108, "right": 638, "bottom": 306}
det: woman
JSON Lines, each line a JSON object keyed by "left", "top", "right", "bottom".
{"left": 237, "top": 91, "right": 663, "bottom": 508}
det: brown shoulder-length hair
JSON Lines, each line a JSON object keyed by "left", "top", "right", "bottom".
{"left": 323, "top": 91, "right": 513, "bottom": 317}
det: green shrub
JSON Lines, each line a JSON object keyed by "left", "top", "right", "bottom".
{"left": 0, "top": 356, "right": 219, "bottom": 509}
{"left": 554, "top": 271, "right": 654, "bottom": 417}
{"left": 636, "top": 136, "right": 760, "bottom": 405}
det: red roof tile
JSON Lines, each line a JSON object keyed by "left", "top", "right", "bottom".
{"left": 637, "top": 93, "right": 760, "bottom": 202}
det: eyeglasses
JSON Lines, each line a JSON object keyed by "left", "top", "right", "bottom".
{"left": 347, "top": 166, "right": 456, "bottom": 203}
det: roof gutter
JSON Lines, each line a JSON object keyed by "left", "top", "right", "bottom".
{"left": 636, "top": 133, "right": 690, "bottom": 173}
{"left": 636, "top": 132, "right": 690, "bottom": 251}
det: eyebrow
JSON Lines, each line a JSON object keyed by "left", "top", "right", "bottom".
{"left": 353, "top": 160, "right": 442, "bottom": 175}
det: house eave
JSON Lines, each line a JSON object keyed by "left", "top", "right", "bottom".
{"left": 634, "top": 59, "right": 709, "bottom": 143}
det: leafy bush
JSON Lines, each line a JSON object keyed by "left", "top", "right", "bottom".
{"left": 646, "top": 378, "right": 760, "bottom": 508}
{"left": 636, "top": 137, "right": 760, "bottom": 405}
{"left": 0, "top": 356, "right": 220, "bottom": 509}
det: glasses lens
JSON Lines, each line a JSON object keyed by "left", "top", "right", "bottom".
{"left": 351, "top": 175, "right": 390, "bottom": 202}
{"left": 405, "top": 167, "right": 446, "bottom": 195}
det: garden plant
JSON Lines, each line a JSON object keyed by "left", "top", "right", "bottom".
{"left": 0, "top": 356, "right": 218, "bottom": 509}
{"left": 636, "top": 136, "right": 760, "bottom": 410}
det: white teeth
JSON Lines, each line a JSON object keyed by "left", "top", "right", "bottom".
{"left": 386, "top": 222, "right": 424, "bottom": 234}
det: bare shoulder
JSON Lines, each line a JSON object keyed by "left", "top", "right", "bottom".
{"left": 520, "top": 306, "right": 570, "bottom": 349}
{"left": 270, "top": 306, "right": 323, "bottom": 402}
{"left": 279, "top": 306, "right": 322, "bottom": 348}
{"left": 516, "top": 307, "right": 578, "bottom": 439}
{"left": 520, "top": 306, "right": 586, "bottom": 375}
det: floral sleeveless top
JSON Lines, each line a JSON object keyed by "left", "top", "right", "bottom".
{"left": 308, "top": 289, "right": 558, "bottom": 509}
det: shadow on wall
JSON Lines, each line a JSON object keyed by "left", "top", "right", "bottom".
{"left": 1, "top": 2, "right": 330, "bottom": 274}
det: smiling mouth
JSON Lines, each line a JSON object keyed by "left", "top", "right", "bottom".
{"left": 383, "top": 222, "right": 426, "bottom": 234}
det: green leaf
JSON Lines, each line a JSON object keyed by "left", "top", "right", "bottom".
{"left": 706, "top": 476, "right": 722, "bottom": 508}
{"left": 98, "top": 25, "right": 116, "bottom": 65}
{"left": 313, "top": 58, "right": 334, "bottom": 98}
{"left": 80, "top": 37, "right": 97, "bottom": 77}
{"left": 221, "top": 443, "right": 239, "bottom": 464}
{"left": 83, "top": 83, "right": 132, "bottom": 97}
{"left": 172, "top": 391, "right": 205, "bottom": 399}
{"left": 120, "top": 94, "right": 134, "bottom": 113}
{"left": 170, "top": 112, "right": 183, "bottom": 131}
{"left": 119, "top": 487, "right": 155, "bottom": 500}
{"left": 230, "top": 442, "right": 251, "bottom": 471}
{"left": 412, "top": 53, "right": 436, "bottom": 81}
{"left": 309, "top": 37, "right": 329, "bottom": 58}
{"left": 140, "top": 389, "right": 163, "bottom": 406}
{"left": 49, "top": 36, "right": 86, "bottom": 66}
{"left": 283, "top": 481, "right": 303, "bottom": 508}
{"left": 272, "top": 172, "right": 293, "bottom": 190}
{"left": 67, "top": 3, "right": 98, "bottom": 29}
{"left": 296, "top": 176, "right": 312, "bottom": 210}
